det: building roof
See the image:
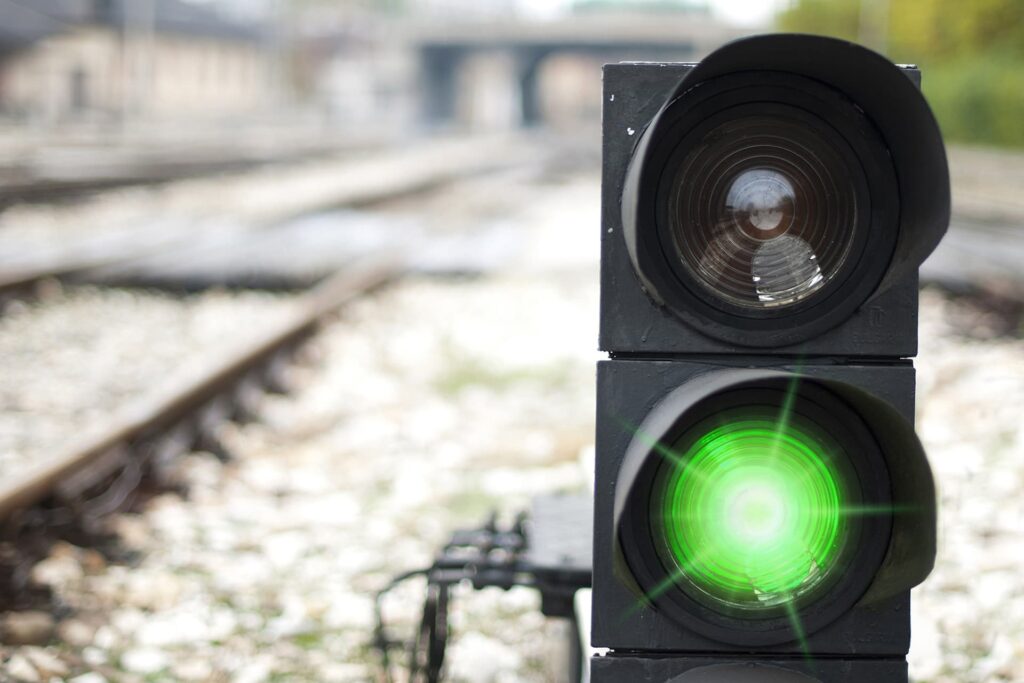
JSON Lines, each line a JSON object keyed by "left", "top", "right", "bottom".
{"left": 0, "top": 0, "right": 62, "bottom": 52}
{"left": 1, "top": 0, "right": 265, "bottom": 47}
{"left": 109, "top": 0, "right": 266, "bottom": 42}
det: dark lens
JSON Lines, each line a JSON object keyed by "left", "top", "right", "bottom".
{"left": 667, "top": 113, "right": 860, "bottom": 310}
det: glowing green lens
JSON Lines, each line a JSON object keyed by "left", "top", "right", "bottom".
{"left": 652, "top": 411, "right": 850, "bottom": 613}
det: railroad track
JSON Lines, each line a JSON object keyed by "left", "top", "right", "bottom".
{"left": 0, "top": 254, "right": 404, "bottom": 609}
{"left": 0, "top": 134, "right": 544, "bottom": 618}
{"left": 1, "top": 141, "right": 1017, "bottom": 542}
{"left": 0, "top": 163, "right": 249, "bottom": 208}
{"left": 0, "top": 134, "right": 540, "bottom": 310}
{"left": 0, "top": 133, "right": 387, "bottom": 210}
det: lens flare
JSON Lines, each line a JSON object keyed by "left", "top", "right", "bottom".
{"left": 651, "top": 411, "right": 849, "bottom": 613}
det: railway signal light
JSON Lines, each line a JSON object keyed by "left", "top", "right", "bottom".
{"left": 593, "top": 34, "right": 948, "bottom": 682}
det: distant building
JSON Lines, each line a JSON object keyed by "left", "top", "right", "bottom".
{"left": 410, "top": 0, "right": 518, "bottom": 20}
{"left": 570, "top": 0, "right": 711, "bottom": 14}
{"left": 0, "top": 0, "right": 273, "bottom": 124}
{"left": 313, "top": 28, "right": 418, "bottom": 134}
{"left": 292, "top": 0, "right": 745, "bottom": 134}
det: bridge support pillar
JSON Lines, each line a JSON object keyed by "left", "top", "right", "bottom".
{"left": 517, "top": 52, "right": 545, "bottom": 128}
{"left": 420, "top": 47, "right": 461, "bottom": 127}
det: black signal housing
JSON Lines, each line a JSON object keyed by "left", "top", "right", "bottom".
{"left": 592, "top": 34, "right": 948, "bottom": 683}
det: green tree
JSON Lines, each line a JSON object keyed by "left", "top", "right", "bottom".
{"left": 777, "top": 0, "right": 861, "bottom": 43}
{"left": 776, "top": 0, "right": 1024, "bottom": 147}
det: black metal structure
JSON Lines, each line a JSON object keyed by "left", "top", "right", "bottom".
{"left": 593, "top": 34, "right": 949, "bottom": 682}
{"left": 374, "top": 494, "right": 592, "bottom": 683}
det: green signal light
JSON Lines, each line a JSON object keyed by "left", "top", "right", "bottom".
{"left": 652, "top": 413, "right": 849, "bottom": 613}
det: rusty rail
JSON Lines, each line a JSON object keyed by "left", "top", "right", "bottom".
{"left": 0, "top": 254, "right": 404, "bottom": 522}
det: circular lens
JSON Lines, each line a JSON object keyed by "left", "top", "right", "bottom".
{"left": 667, "top": 112, "right": 859, "bottom": 310}
{"left": 650, "top": 407, "right": 852, "bottom": 614}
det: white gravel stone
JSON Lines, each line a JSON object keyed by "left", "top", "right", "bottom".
{"left": 22, "top": 647, "right": 68, "bottom": 678}
{"left": 231, "top": 655, "right": 274, "bottom": 683}
{"left": 80, "top": 646, "right": 107, "bottom": 667}
{"left": 120, "top": 647, "right": 169, "bottom": 675}
{"left": 322, "top": 593, "right": 375, "bottom": 630}
{"left": 171, "top": 657, "right": 214, "bottom": 681}
{"left": 68, "top": 674, "right": 108, "bottom": 683}
{"left": 446, "top": 632, "right": 524, "bottom": 683}
{"left": 4, "top": 653, "right": 41, "bottom": 682}
{"left": 55, "top": 620, "right": 96, "bottom": 648}
{"left": 30, "top": 550, "right": 84, "bottom": 590}
{"left": 316, "top": 662, "right": 371, "bottom": 682}
{"left": 134, "top": 611, "right": 209, "bottom": 647}
{"left": 0, "top": 288, "right": 296, "bottom": 482}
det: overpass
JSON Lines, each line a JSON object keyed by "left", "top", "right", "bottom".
{"left": 404, "top": 14, "right": 748, "bottom": 127}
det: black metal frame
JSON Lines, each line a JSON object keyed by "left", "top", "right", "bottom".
{"left": 616, "top": 379, "right": 894, "bottom": 645}
{"left": 594, "top": 39, "right": 946, "bottom": 678}
{"left": 591, "top": 654, "right": 909, "bottom": 682}
{"left": 599, "top": 52, "right": 946, "bottom": 356}
{"left": 374, "top": 505, "right": 591, "bottom": 683}
{"left": 591, "top": 359, "right": 935, "bottom": 656}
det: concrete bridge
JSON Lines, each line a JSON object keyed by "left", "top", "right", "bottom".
{"left": 406, "top": 14, "right": 746, "bottom": 127}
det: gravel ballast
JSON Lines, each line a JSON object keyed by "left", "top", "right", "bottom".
{"left": 0, "top": 288, "right": 296, "bottom": 482}
{"left": 0, "top": 170, "right": 1020, "bottom": 682}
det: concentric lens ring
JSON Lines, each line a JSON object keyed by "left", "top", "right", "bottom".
{"left": 667, "top": 112, "right": 859, "bottom": 310}
{"left": 650, "top": 408, "right": 854, "bottom": 614}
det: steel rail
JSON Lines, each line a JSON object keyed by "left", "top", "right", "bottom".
{"left": 0, "top": 137, "right": 380, "bottom": 209}
{"left": 0, "top": 134, "right": 534, "bottom": 309}
{"left": 0, "top": 253, "right": 405, "bottom": 523}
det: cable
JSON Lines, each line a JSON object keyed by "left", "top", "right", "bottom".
{"left": 372, "top": 513, "right": 545, "bottom": 683}
{"left": 374, "top": 567, "right": 430, "bottom": 683}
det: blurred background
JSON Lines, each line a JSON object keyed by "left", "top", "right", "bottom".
{"left": 0, "top": 0, "right": 1020, "bottom": 144}
{"left": 0, "top": 1, "right": 1021, "bottom": 682}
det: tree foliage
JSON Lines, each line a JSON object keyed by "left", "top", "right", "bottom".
{"left": 776, "top": 0, "right": 861, "bottom": 43}
{"left": 777, "top": 0, "right": 1024, "bottom": 146}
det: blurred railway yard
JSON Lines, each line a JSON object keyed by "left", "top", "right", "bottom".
{"left": 0, "top": 1, "right": 1023, "bottom": 682}
{"left": 0, "top": 132, "right": 1020, "bottom": 682}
